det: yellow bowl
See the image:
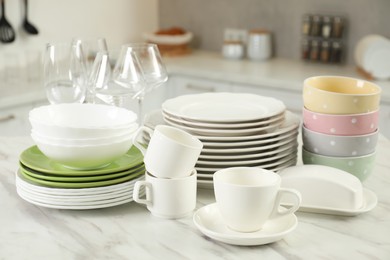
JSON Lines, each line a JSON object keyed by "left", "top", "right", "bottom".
{"left": 303, "top": 76, "right": 381, "bottom": 114}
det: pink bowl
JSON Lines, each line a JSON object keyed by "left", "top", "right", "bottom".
{"left": 303, "top": 107, "right": 379, "bottom": 136}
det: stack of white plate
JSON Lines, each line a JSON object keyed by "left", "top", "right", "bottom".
{"left": 161, "top": 93, "right": 300, "bottom": 188}
{"left": 16, "top": 145, "right": 145, "bottom": 209}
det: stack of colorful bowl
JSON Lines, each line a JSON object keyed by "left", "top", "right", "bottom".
{"left": 302, "top": 76, "right": 381, "bottom": 181}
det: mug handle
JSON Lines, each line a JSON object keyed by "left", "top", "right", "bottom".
{"left": 270, "top": 188, "right": 301, "bottom": 219}
{"left": 132, "top": 180, "right": 152, "bottom": 207}
{"left": 132, "top": 126, "right": 154, "bottom": 155}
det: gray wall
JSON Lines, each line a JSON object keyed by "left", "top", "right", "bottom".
{"left": 159, "top": 0, "right": 390, "bottom": 65}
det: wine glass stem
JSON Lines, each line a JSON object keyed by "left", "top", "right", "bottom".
{"left": 137, "top": 96, "right": 144, "bottom": 125}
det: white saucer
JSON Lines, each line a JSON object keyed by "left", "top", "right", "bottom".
{"left": 193, "top": 203, "right": 298, "bottom": 246}
{"left": 296, "top": 188, "right": 378, "bottom": 216}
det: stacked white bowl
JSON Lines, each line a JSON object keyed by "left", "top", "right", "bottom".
{"left": 302, "top": 76, "right": 381, "bottom": 181}
{"left": 29, "top": 103, "right": 139, "bottom": 170}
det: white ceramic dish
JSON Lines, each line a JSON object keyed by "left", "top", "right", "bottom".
{"left": 162, "top": 110, "right": 285, "bottom": 129}
{"left": 279, "top": 165, "right": 378, "bottom": 215}
{"left": 197, "top": 146, "right": 297, "bottom": 166}
{"left": 193, "top": 203, "right": 298, "bottom": 246}
{"left": 196, "top": 154, "right": 297, "bottom": 172}
{"left": 143, "top": 31, "right": 193, "bottom": 45}
{"left": 164, "top": 116, "right": 284, "bottom": 137}
{"left": 200, "top": 136, "right": 297, "bottom": 155}
{"left": 162, "top": 92, "right": 286, "bottom": 123}
{"left": 201, "top": 131, "right": 298, "bottom": 148}
{"left": 194, "top": 111, "right": 300, "bottom": 142}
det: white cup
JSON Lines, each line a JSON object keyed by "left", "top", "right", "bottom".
{"left": 133, "top": 170, "right": 197, "bottom": 219}
{"left": 133, "top": 125, "right": 203, "bottom": 179}
{"left": 213, "top": 167, "right": 301, "bottom": 233}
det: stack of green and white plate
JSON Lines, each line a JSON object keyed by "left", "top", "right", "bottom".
{"left": 16, "top": 145, "right": 145, "bottom": 209}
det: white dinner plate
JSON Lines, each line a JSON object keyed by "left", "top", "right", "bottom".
{"left": 164, "top": 116, "right": 284, "bottom": 137}
{"left": 162, "top": 110, "right": 285, "bottom": 129}
{"left": 201, "top": 131, "right": 298, "bottom": 148}
{"left": 193, "top": 203, "right": 298, "bottom": 246}
{"left": 162, "top": 92, "right": 286, "bottom": 123}
{"left": 15, "top": 169, "right": 144, "bottom": 196}
{"left": 200, "top": 136, "right": 298, "bottom": 155}
{"left": 197, "top": 158, "right": 298, "bottom": 179}
{"left": 199, "top": 140, "right": 298, "bottom": 160}
{"left": 194, "top": 111, "right": 300, "bottom": 142}
{"left": 196, "top": 154, "right": 297, "bottom": 172}
{"left": 197, "top": 146, "right": 297, "bottom": 166}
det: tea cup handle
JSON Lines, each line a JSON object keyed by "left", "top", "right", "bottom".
{"left": 132, "top": 180, "right": 152, "bottom": 207}
{"left": 132, "top": 126, "right": 154, "bottom": 155}
{"left": 270, "top": 188, "right": 301, "bottom": 219}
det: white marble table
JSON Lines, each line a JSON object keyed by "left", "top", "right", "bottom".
{"left": 1, "top": 135, "right": 390, "bottom": 260}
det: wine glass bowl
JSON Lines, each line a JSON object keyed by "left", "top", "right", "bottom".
{"left": 43, "top": 42, "right": 88, "bottom": 104}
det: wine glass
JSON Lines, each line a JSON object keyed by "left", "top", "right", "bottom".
{"left": 89, "top": 46, "right": 146, "bottom": 110}
{"left": 43, "top": 42, "right": 88, "bottom": 104}
{"left": 72, "top": 37, "right": 108, "bottom": 103}
{"left": 123, "top": 43, "right": 168, "bottom": 121}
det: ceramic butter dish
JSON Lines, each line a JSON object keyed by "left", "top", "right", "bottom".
{"left": 278, "top": 165, "right": 377, "bottom": 216}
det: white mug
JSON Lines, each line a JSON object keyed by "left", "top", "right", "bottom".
{"left": 133, "top": 170, "right": 197, "bottom": 219}
{"left": 133, "top": 125, "right": 203, "bottom": 179}
{"left": 213, "top": 167, "right": 301, "bottom": 233}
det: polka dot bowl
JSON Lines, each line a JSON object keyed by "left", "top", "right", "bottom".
{"left": 303, "top": 76, "right": 381, "bottom": 114}
{"left": 302, "top": 148, "right": 376, "bottom": 181}
{"left": 303, "top": 107, "right": 379, "bottom": 136}
{"left": 302, "top": 125, "right": 379, "bottom": 157}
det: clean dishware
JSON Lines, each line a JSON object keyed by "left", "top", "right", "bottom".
{"left": 19, "top": 145, "right": 144, "bottom": 176}
{"left": 302, "top": 148, "right": 376, "bottom": 181}
{"left": 89, "top": 46, "right": 145, "bottom": 108}
{"left": 247, "top": 29, "right": 272, "bottom": 61}
{"left": 213, "top": 167, "right": 301, "bottom": 232}
{"left": 303, "top": 107, "right": 379, "bottom": 136}
{"left": 193, "top": 203, "right": 298, "bottom": 246}
{"left": 278, "top": 165, "right": 378, "bottom": 215}
{"left": 43, "top": 42, "right": 88, "bottom": 104}
{"left": 122, "top": 43, "right": 168, "bottom": 121}
{"left": 0, "top": 0, "right": 15, "bottom": 43}
{"left": 133, "top": 170, "right": 197, "bottom": 219}
{"left": 29, "top": 103, "right": 137, "bottom": 139}
{"left": 162, "top": 92, "right": 285, "bottom": 123}
{"left": 22, "top": 0, "right": 38, "bottom": 35}
{"left": 302, "top": 125, "right": 378, "bottom": 157}
{"left": 133, "top": 125, "right": 203, "bottom": 179}
{"left": 31, "top": 133, "right": 134, "bottom": 170}
{"left": 303, "top": 76, "right": 381, "bottom": 114}
{"left": 72, "top": 37, "right": 108, "bottom": 103}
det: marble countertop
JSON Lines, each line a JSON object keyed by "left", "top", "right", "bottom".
{"left": 1, "top": 135, "right": 390, "bottom": 259}
{"left": 1, "top": 50, "right": 390, "bottom": 110}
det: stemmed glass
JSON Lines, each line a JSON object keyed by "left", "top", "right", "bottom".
{"left": 43, "top": 42, "right": 88, "bottom": 104}
{"left": 124, "top": 43, "right": 168, "bottom": 122}
{"left": 72, "top": 37, "right": 108, "bottom": 103}
{"left": 89, "top": 46, "right": 145, "bottom": 109}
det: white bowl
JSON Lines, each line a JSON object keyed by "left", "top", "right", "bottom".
{"left": 31, "top": 127, "right": 137, "bottom": 146}
{"left": 29, "top": 103, "right": 138, "bottom": 139}
{"left": 32, "top": 135, "right": 134, "bottom": 170}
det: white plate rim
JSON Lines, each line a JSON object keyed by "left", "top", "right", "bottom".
{"left": 193, "top": 203, "right": 298, "bottom": 246}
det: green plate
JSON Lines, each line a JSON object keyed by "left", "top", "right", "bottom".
{"left": 19, "top": 166, "right": 146, "bottom": 188}
{"left": 20, "top": 163, "right": 145, "bottom": 182}
{"left": 19, "top": 145, "right": 144, "bottom": 176}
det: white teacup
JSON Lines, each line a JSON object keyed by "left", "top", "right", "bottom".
{"left": 133, "top": 125, "right": 203, "bottom": 179}
{"left": 133, "top": 170, "right": 197, "bottom": 219}
{"left": 213, "top": 167, "right": 301, "bottom": 233}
